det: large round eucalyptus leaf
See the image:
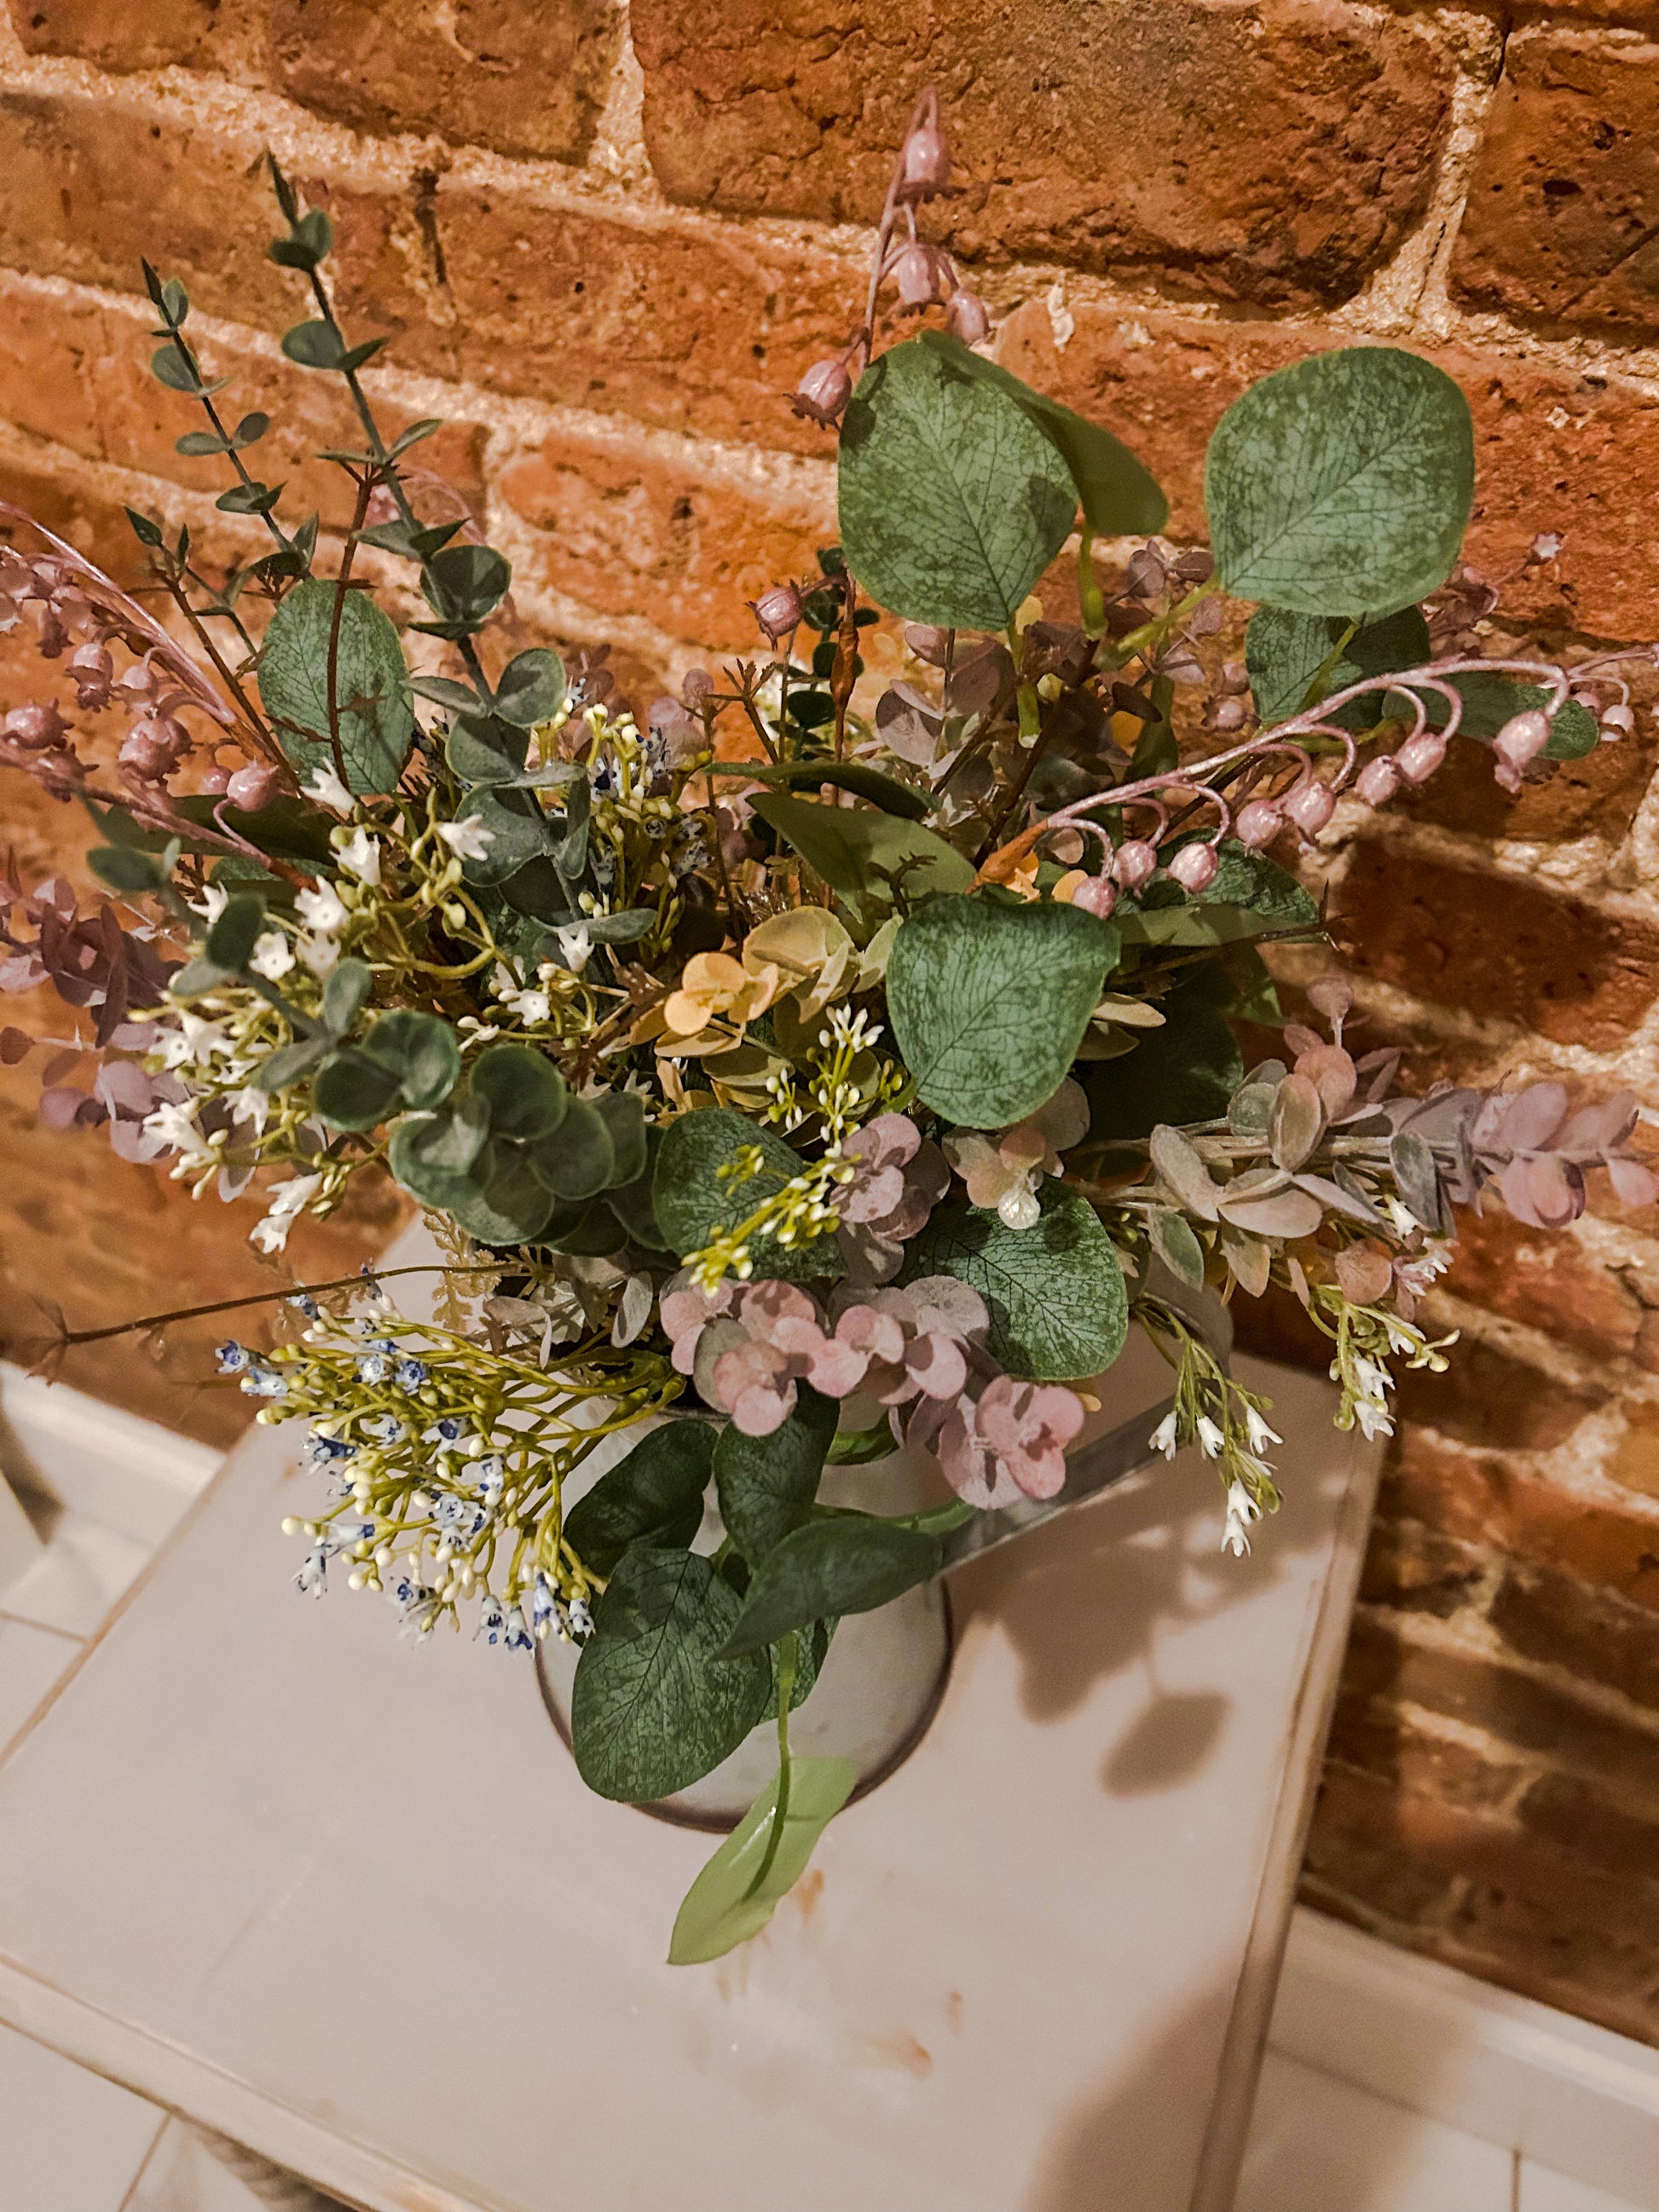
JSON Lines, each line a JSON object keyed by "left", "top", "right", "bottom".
{"left": 257, "top": 578, "right": 413, "bottom": 794}
{"left": 1205, "top": 349, "right": 1474, "bottom": 616}
{"left": 572, "top": 1547, "right": 772, "bottom": 1801}
{"left": 838, "top": 338, "right": 1078, "bottom": 630}
{"left": 886, "top": 894, "right": 1119, "bottom": 1129}
{"left": 900, "top": 1182, "right": 1128, "bottom": 1381}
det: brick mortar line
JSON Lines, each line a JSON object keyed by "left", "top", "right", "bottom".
{"left": 0, "top": 413, "right": 709, "bottom": 678}
{"left": 1327, "top": 806, "right": 1657, "bottom": 915}
{"left": 1419, "top": 1282, "right": 1659, "bottom": 1402}
{"left": 10, "top": 16, "right": 1659, "bottom": 403}
{"left": 1354, "top": 1595, "right": 1659, "bottom": 1743}
{"left": 0, "top": 263, "right": 842, "bottom": 519}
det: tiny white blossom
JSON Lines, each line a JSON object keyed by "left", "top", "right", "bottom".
{"left": 249, "top": 1171, "right": 325, "bottom": 1256}
{"left": 338, "top": 829, "right": 381, "bottom": 887}
{"left": 501, "top": 986, "right": 551, "bottom": 1026}
{"left": 296, "top": 883, "right": 349, "bottom": 934}
{"left": 1244, "top": 1405, "right": 1281, "bottom": 1455}
{"left": 228, "top": 1086, "right": 270, "bottom": 1134}
{"left": 249, "top": 931, "right": 296, "bottom": 981}
{"left": 553, "top": 922, "right": 592, "bottom": 974}
{"left": 1354, "top": 1396, "right": 1396, "bottom": 1443}
{"left": 1223, "top": 1480, "right": 1261, "bottom": 1557}
{"left": 305, "top": 765, "right": 354, "bottom": 813}
{"left": 298, "top": 933, "right": 340, "bottom": 978}
{"left": 1196, "top": 1415, "right": 1225, "bottom": 1458}
{"left": 1150, "top": 1410, "right": 1180, "bottom": 1459}
{"left": 436, "top": 814, "right": 494, "bottom": 862}
{"left": 142, "top": 1098, "right": 216, "bottom": 1167}
{"left": 188, "top": 882, "right": 229, "bottom": 925}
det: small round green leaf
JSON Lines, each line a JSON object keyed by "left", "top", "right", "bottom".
{"left": 528, "top": 1094, "right": 615, "bottom": 1200}
{"left": 469, "top": 1043, "right": 567, "bottom": 1140}
{"left": 359, "top": 1009, "right": 460, "bottom": 1112}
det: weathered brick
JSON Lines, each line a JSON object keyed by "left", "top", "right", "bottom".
{"left": 1453, "top": 26, "right": 1659, "bottom": 335}
{"left": 1326, "top": 1691, "right": 1526, "bottom": 1811}
{"left": 1359, "top": 1516, "right": 1488, "bottom": 1619}
{"left": 272, "top": 0, "right": 621, "bottom": 163}
{"left": 4, "top": 0, "right": 260, "bottom": 72}
{"left": 1397, "top": 726, "right": 1659, "bottom": 848}
{"left": 1336, "top": 842, "right": 1659, "bottom": 1052}
{"left": 1494, "top": 1562, "right": 1659, "bottom": 1713}
{"left": 1520, "top": 1770, "right": 1659, "bottom": 1880}
{"left": 1395, "top": 1337, "right": 1610, "bottom": 1452}
{"left": 997, "top": 300, "right": 1659, "bottom": 639}
{"left": 0, "top": 274, "right": 489, "bottom": 534}
{"left": 496, "top": 431, "right": 832, "bottom": 653}
{"left": 1304, "top": 1765, "right": 1659, "bottom": 2042}
{"left": 1441, "top": 1204, "right": 1643, "bottom": 1363}
{"left": 1385, "top": 1427, "right": 1659, "bottom": 1610}
{"left": 632, "top": 0, "right": 1455, "bottom": 309}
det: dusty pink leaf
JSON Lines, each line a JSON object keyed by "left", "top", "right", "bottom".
{"left": 1217, "top": 1185, "right": 1324, "bottom": 1240}
{"left": 1150, "top": 1124, "right": 1220, "bottom": 1221}
{"left": 1498, "top": 1083, "right": 1569, "bottom": 1152}
{"left": 1269, "top": 1073, "right": 1326, "bottom": 1171}
{"left": 1608, "top": 1155, "right": 1659, "bottom": 1210}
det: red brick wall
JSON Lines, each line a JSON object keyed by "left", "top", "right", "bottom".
{"left": 3, "top": 0, "right": 1659, "bottom": 2042}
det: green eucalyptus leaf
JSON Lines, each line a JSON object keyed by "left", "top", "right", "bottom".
{"left": 528, "top": 1094, "right": 616, "bottom": 1201}
{"left": 723, "top": 759, "right": 931, "bottom": 821}
{"left": 257, "top": 578, "right": 413, "bottom": 794}
{"left": 1205, "top": 348, "right": 1474, "bottom": 615}
{"left": 321, "top": 956, "right": 373, "bottom": 1035}
{"left": 90, "top": 843, "right": 173, "bottom": 894}
{"left": 455, "top": 786, "right": 560, "bottom": 884}
{"left": 311, "top": 1048, "right": 403, "bottom": 1130}
{"left": 722, "top": 1516, "right": 941, "bottom": 1658}
{"left": 668, "top": 1754, "right": 857, "bottom": 1966}
{"left": 445, "top": 1141, "right": 560, "bottom": 1245}
{"left": 204, "top": 893, "right": 265, "bottom": 974}
{"left": 572, "top": 1547, "right": 773, "bottom": 1801}
{"left": 251, "top": 1032, "right": 333, "bottom": 1092}
{"left": 899, "top": 1182, "right": 1127, "bottom": 1381}
{"left": 388, "top": 1092, "right": 491, "bottom": 1183}
{"left": 358, "top": 1008, "right": 460, "bottom": 1110}
{"left": 916, "top": 329, "right": 1167, "bottom": 538}
{"left": 420, "top": 544, "right": 512, "bottom": 631}
{"left": 564, "top": 1421, "right": 714, "bottom": 1577}
{"left": 714, "top": 1385, "right": 837, "bottom": 1564}
{"left": 652, "top": 1109, "right": 839, "bottom": 1282}
{"left": 750, "top": 792, "right": 972, "bottom": 933}
{"left": 1081, "top": 979, "right": 1244, "bottom": 1144}
{"left": 1246, "top": 604, "right": 1433, "bottom": 727}
{"left": 886, "top": 894, "right": 1119, "bottom": 1128}
{"left": 280, "top": 319, "right": 347, "bottom": 370}
{"left": 591, "top": 1089, "right": 648, "bottom": 1187}
{"left": 494, "top": 647, "right": 567, "bottom": 729}
{"left": 838, "top": 336, "right": 1076, "bottom": 630}
{"left": 469, "top": 1042, "right": 567, "bottom": 1140}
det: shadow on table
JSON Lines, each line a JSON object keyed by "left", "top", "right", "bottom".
{"left": 949, "top": 1433, "right": 1348, "bottom": 1795}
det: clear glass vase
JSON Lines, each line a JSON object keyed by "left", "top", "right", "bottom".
{"left": 536, "top": 1447, "right": 954, "bottom": 1831}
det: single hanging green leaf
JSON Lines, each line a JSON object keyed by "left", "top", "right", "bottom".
{"left": 563, "top": 1421, "right": 714, "bottom": 1577}
{"left": 749, "top": 790, "right": 972, "bottom": 934}
{"left": 722, "top": 1516, "right": 943, "bottom": 1658}
{"left": 886, "top": 894, "right": 1119, "bottom": 1128}
{"left": 257, "top": 577, "right": 413, "bottom": 794}
{"left": 916, "top": 330, "right": 1167, "bottom": 539}
{"left": 715, "top": 1385, "right": 837, "bottom": 1563}
{"left": 571, "top": 1547, "right": 772, "bottom": 1801}
{"left": 1205, "top": 348, "right": 1475, "bottom": 615}
{"left": 668, "top": 1755, "right": 857, "bottom": 1966}
{"left": 899, "top": 1181, "right": 1128, "bottom": 1381}
{"left": 838, "top": 336, "right": 1077, "bottom": 630}
{"left": 1246, "top": 604, "right": 1433, "bottom": 727}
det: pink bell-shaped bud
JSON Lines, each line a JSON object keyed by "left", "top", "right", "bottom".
{"left": 945, "top": 291, "right": 991, "bottom": 346}
{"left": 1354, "top": 755, "right": 1401, "bottom": 808}
{"left": 1493, "top": 707, "right": 1551, "bottom": 775}
{"left": 1283, "top": 777, "right": 1337, "bottom": 837}
{"left": 889, "top": 242, "right": 952, "bottom": 312}
{"left": 199, "top": 765, "right": 232, "bottom": 795}
{"left": 1112, "top": 838, "right": 1159, "bottom": 891}
{"left": 226, "top": 763, "right": 280, "bottom": 811}
{"left": 1600, "top": 702, "right": 1634, "bottom": 739}
{"left": 749, "top": 583, "right": 805, "bottom": 643}
{"left": 898, "top": 123, "right": 951, "bottom": 201}
{"left": 3, "top": 699, "right": 70, "bottom": 750}
{"left": 791, "top": 357, "right": 853, "bottom": 427}
{"left": 1071, "top": 874, "right": 1117, "bottom": 919}
{"left": 1168, "top": 840, "right": 1218, "bottom": 893}
{"left": 1395, "top": 730, "right": 1448, "bottom": 785}
{"left": 1234, "top": 799, "right": 1282, "bottom": 850}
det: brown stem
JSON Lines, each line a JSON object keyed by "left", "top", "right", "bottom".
{"left": 51, "top": 1262, "right": 507, "bottom": 1350}
{"left": 158, "top": 570, "right": 283, "bottom": 771}
{"left": 831, "top": 572, "right": 859, "bottom": 761}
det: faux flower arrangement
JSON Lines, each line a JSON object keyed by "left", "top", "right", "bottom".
{"left": 3, "top": 97, "right": 1654, "bottom": 1961}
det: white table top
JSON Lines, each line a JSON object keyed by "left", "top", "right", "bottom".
{"left": 0, "top": 1314, "right": 1378, "bottom": 2212}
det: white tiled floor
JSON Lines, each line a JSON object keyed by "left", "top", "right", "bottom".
{"left": 0, "top": 1368, "right": 1653, "bottom": 2212}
